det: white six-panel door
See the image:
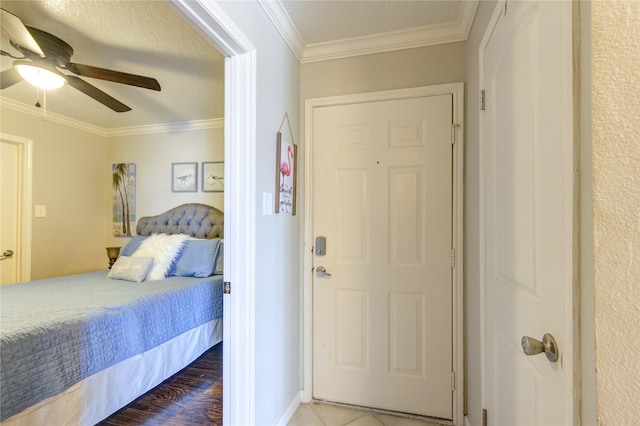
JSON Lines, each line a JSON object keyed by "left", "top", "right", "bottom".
{"left": 481, "top": 1, "right": 574, "bottom": 424}
{"left": 312, "top": 94, "right": 453, "bottom": 419}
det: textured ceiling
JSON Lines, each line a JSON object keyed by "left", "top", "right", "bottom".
{"left": 0, "top": 1, "right": 476, "bottom": 131}
{"left": 282, "top": 0, "right": 462, "bottom": 45}
{"left": 0, "top": 1, "right": 225, "bottom": 130}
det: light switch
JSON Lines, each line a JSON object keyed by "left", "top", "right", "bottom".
{"left": 35, "top": 205, "right": 47, "bottom": 218}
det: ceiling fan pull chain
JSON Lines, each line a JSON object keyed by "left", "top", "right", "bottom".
{"left": 35, "top": 86, "right": 41, "bottom": 108}
{"left": 33, "top": 86, "right": 48, "bottom": 120}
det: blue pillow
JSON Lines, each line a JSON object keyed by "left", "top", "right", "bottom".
{"left": 119, "top": 236, "right": 146, "bottom": 257}
{"left": 214, "top": 240, "right": 224, "bottom": 275}
{"left": 170, "top": 238, "right": 221, "bottom": 277}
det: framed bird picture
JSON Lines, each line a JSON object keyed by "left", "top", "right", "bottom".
{"left": 275, "top": 132, "right": 297, "bottom": 215}
{"left": 171, "top": 162, "right": 197, "bottom": 192}
{"left": 202, "top": 162, "right": 224, "bottom": 192}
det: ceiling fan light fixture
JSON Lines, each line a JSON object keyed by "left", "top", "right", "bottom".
{"left": 14, "top": 61, "right": 66, "bottom": 89}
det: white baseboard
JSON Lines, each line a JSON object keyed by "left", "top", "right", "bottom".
{"left": 275, "top": 390, "right": 303, "bottom": 426}
{"left": 465, "top": 415, "right": 472, "bottom": 426}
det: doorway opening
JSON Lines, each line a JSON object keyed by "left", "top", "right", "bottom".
{"left": 169, "top": 2, "right": 257, "bottom": 425}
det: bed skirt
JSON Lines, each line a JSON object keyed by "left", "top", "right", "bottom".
{"left": 2, "top": 318, "right": 223, "bottom": 426}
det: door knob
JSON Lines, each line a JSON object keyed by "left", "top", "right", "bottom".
{"left": 0, "top": 250, "right": 14, "bottom": 261}
{"left": 521, "top": 333, "right": 559, "bottom": 362}
{"left": 315, "top": 266, "right": 332, "bottom": 277}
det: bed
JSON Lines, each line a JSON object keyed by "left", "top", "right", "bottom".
{"left": 0, "top": 203, "right": 224, "bottom": 425}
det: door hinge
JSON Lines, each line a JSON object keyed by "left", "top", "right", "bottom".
{"left": 482, "top": 408, "right": 488, "bottom": 426}
{"left": 451, "top": 248, "right": 456, "bottom": 268}
{"left": 480, "top": 89, "right": 486, "bottom": 111}
{"left": 450, "top": 123, "right": 455, "bottom": 145}
{"left": 451, "top": 370, "right": 455, "bottom": 391}
{"left": 223, "top": 281, "right": 231, "bottom": 294}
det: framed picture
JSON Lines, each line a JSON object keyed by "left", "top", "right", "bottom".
{"left": 202, "top": 162, "right": 224, "bottom": 192}
{"left": 112, "top": 163, "right": 136, "bottom": 237}
{"left": 275, "top": 132, "right": 297, "bottom": 215}
{"left": 172, "top": 162, "right": 197, "bottom": 192}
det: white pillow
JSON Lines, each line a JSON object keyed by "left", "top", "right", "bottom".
{"left": 131, "top": 233, "right": 188, "bottom": 281}
{"left": 107, "top": 256, "right": 154, "bottom": 282}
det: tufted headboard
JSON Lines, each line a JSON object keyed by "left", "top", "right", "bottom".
{"left": 135, "top": 203, "right": 224, "bottom": 239}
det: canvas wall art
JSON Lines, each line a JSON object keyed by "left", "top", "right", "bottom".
{"left": 112, "top": 163, "right": 136, "bottom": 236}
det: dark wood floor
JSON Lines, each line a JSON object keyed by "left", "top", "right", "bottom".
{"left": 99, "top": 342, "right": 222, "bottom": 426}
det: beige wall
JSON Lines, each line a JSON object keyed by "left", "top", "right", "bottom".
{"left": 106, "top": 126, "right": 224, "bottom": 248}
{"left": 0, "top": 106, "right": 224, "bottom": 279}
{"left": 0, "top": 107, "right": 108, "bottom": 279}
{"left": 301, "top": 42, "right": 465, "bottom": 101}
{"left": 591, "top": 1, "right": 640, "bottom": 424}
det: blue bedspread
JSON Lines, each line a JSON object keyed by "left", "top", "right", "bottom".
{"left": 0, "top": 271, "right": 223, "bottom": 420}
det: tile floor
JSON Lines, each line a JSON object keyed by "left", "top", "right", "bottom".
{"left": 287, "top": 402, "right": 450, "bottom": 426}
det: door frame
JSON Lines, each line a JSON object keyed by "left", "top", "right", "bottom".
{"left": 0, "top": 133, "right": 33, "bottom": 283}
{"left": 303, "top": 83, "right": 465, "bottom": 424}
{"left": 169, "top": 2, "right": 256, "bottom": 425}
{"left": 478, "top": 1, "right": 577, "bottom": 423}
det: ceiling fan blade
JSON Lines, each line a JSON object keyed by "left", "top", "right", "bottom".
{"left": 0, "top": 8, "right": 45, "bottom": 57}
{"left": 67, "top": 63, "right": 161, "bottom": 91}
{"left": 0, "top": 68, "right": 23, "bottom": 89}
{"left": 66, "top": 75, "right": 131, "bottom": 112}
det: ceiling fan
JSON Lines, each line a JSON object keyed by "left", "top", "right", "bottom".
{"left": 0, "top": 8, "right": 161, "bottom": 112}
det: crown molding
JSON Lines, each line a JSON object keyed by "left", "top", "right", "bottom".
{"left": 1, "top": 97, "right": 223, "bottom": 137}
{"left": 1, "top": 97, "right": 107, "bottom": 136}
{"left": 301, "top": 24, "right": 465, "bottom": 63}
{"left": 264, "top": 0, "right": 478, "bottom": 63}
{"left": 302, "top": 1, "right": 478, "bottom": 63}
{"left": 258, "top": 0, "right": 305, "bottom": 61}
{"left": 105, "top": 118, "right": 224, "bottom": 137}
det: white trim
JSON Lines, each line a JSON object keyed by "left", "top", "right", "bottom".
{"left": 275, "top": 391, "right": 303, "bottom": 426}
{"left": 477, "top": 1, "right": 505, "bottom": 417}
{"left": 451, "top": 83, "right": 465, "bottom": 426}
{"left": 258, "top": 0, "right": 305, "bottom": 62}
{"left": 561, "top": 2, "right": 577, "bottom": 424}
{"left": 303, "top": 83, "right": 465, "bottom": 425}
{"left": 0, "top": 98, "right": 107, "bottom": 136}
{"left": 302, "top": 4, "right": 478, "bottom": 64}
{"left": 0, "top": 97, "right": 223, "bottom": 137}
{"left": 261, "top": 1, "right": 478, "bottom": 63}
{"left": 169, "top": 2, "right": 257, "bottom": 426}
{"left": 105, "top": 118, "right": 224, "bottom": 137}
{"left": 223, "top": 50, "right": 258, "bottom": 426}
{"left": 0, "top": 133, "right": 32, "bottom": 283}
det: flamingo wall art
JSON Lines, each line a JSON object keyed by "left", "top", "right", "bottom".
{"left": 275, "top": 132, "right": 297, "bottom": 215}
